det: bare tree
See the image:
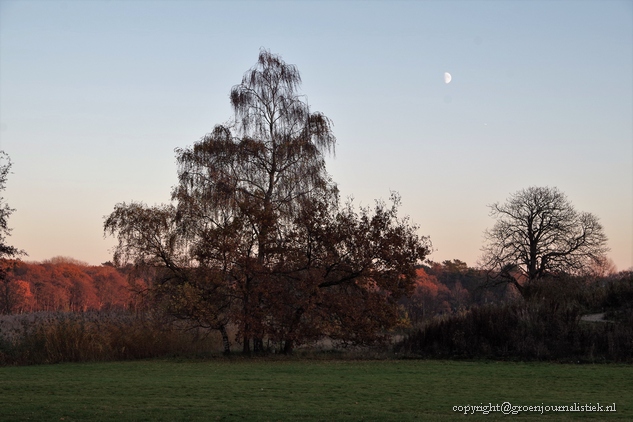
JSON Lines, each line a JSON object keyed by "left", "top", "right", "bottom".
{"left": 480, "top": 186, "right": 608, "bottom": 297}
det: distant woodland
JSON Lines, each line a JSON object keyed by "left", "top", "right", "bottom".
{"left": 0, "top": 257, "right": 503, "bottom": 319}
{"left": 0, "top": 257, "right": 134, "bottom": 314}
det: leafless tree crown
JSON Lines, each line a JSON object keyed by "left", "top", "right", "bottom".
{"left": 480, "top": 186, "right": 608, "bottom": 295}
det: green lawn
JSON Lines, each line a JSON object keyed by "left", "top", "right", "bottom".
{"left": 0, "top": 359, "right": 630, "bottom": 421}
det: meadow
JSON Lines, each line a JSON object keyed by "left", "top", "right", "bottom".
{"left": 0, "top": 359, "right": 630, "bottom": 421}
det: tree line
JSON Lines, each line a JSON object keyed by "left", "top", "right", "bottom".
{"left": 0, "top": 256, "right": 505, "bottom": 319}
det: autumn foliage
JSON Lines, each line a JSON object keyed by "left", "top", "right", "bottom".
{"left": 104, "top": 50, "right": 431, "bottom": 354}
{"left": 0, "top": 257, "right": 133, "bottom": 314}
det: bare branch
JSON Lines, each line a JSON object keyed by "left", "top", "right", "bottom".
{"left": 480, "top": 186, "right": 609, "bottom": 298}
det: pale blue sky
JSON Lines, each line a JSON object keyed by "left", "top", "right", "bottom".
{"left": 1, "top": 0, "right": 632, "bottom": 270}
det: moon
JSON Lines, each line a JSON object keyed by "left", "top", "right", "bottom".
{"left": 444, "top": 72, "right": 452, "bottom": 84}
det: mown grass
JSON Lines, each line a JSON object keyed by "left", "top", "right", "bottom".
{"left": 0, "top": 359, "right": 630, "bottom": 421}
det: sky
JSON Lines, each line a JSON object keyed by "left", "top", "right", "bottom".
{"left": 0, "top": 0, "right": 631, "bottom": 270}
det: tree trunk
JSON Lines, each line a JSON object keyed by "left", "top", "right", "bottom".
{"left": 242, "top": 279, "right": 251, "bottom": 355}
{"left": 242, "top": 336, "right": 251, "bottom": 355}
{"left": 253, "top": 337, "right": 264, "bottom": 353}
{"left": 219, "top": 324, "right": 231, "bottom": 355}
{"left": 283, "top": 339, "right": 294, "bottom": 355}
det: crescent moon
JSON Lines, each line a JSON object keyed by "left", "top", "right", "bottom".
{"left": 444, "top": 72, "right": 452, "bottom": 84}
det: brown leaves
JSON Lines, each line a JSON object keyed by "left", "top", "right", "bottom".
{"left": 103, "top": 50, "right": 431, "bottom": 352}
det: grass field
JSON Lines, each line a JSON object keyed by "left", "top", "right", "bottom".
{"left": 0, "top": 359, "right": 630, "bottom": 421}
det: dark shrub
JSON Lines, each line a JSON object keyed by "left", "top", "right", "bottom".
{"left": 395, "top": 301, "right": 633, "bottom": 362}
{"left": 0, "top": 311, "right": 224, "bottom": 365}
